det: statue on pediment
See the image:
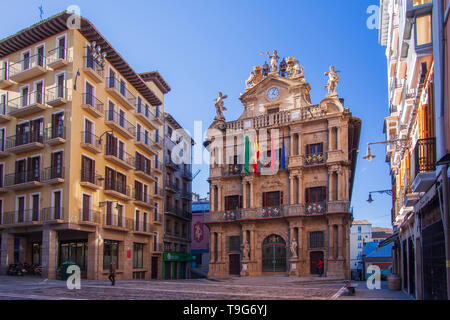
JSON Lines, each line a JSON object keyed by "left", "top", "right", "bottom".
{"left": 214, "top": 92, "right": 228, "bottom": 120}
{"left": 246, "top": 66, "right": 263, "bottom": 89}
{"left": 261, "top": 50, "right": 279, "bottom": 73}
{"left": 325, "top": 66, "right": 341, "bottom": 96}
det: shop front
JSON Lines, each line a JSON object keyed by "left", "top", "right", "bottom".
{"left": 162, "top": 252, "right": 195, "bottom": 280}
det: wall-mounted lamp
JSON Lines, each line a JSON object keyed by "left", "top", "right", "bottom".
{"left": 367, "top": 190, "right": 393, "bottom": 203}
{"left": 363, "top": 138, "right": 410, "bottom": 162}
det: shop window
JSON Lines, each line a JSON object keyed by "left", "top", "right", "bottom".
{"left": 103, "top": 240, "right": 119, "bottom": 270}
{"left": 133, "top": 243, "right": 144, "bottom": 269}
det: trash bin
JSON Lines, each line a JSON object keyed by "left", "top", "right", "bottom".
{"left": 59, "top": 261, "right": 77, "bottom": 281}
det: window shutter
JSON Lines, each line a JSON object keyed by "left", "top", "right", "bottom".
{"left": 280, "top": 191, "right": 283, "bottom": 206}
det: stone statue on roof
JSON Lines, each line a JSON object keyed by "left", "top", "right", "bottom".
{"left": 325, "top": 66, "right": 341, "bottom": 96}
{"left": 214, "top": 92, "right": 228, "bottom": 120}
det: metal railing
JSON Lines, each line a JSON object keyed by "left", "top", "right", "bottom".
{"left": 4, "top": 170, "right": 43, "bottom": 186}
{"left": 40, "top": 207, "right": 66, "bottom": 221}
{"left": 9, "top": 53, "right": 46, "bottom": 77}
{"left": 45, "top": 126, "right": 65, "bottom": 141}
{"left": 6, "top": 132, "right": 44, "bottom": 149}
{"left": 81, "top": 131, "right": 102, "bottom": 149}
{"left": 84, "top": 56, "right": 104, "bottom": 78}
{"left": 133, "top": 189, "right": 153, "bottom": 205}
{"left": 413, "top": 137, "right": 436, "bottom": 177}
{"left": 80, "top": 170, "right": 103, "bottom": 187}
{"left": 136, "top": 102, "right": 153, "bottom": 121}
{"left": 42, "top": 166, "right": 64, "bottom": 181}
{"left": 165, "top": 205, "right": 191, "bottom": 219}
{"left": 105, "top": 143, "right": 136, "bottom": 167}
{"left": 47, "top": 47, "right": 70, "bottom": 64}
{"left": 136, "top": 131, "right": 155, "bottom": 149}
{"left": 135, "top": 158, "right": 152, "bottom": 176}
{"left": 8, "top": 90, "right": 47, "bottom": 113}
{"left": 105, "top": 109, "right": 136, "bottom": 137}
{"left": 106, "top": 77, "right": 136, "bottom": 106}
{"left": 80, "top": 209, "right": 101, "bottom": 223}
{"left": 154, "top": 185, "right": 164, "bottom": 197}
{"left": 46, "top": 85, "right": 70, "bottom": 102}
{"left": 154, "top": 160, "right": 163, "bottom": 171}
{"left": 83, "top": 93, "right": 104, "bottom": 114}
{"left": 104, "top": 179, "right": 132, "bottom": 197}
{"left": 165, "top": 158, "right": 180, "bottom": 170}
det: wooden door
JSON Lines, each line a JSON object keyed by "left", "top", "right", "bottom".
{"left": 310, "top": 251, "right": 324, "bottom": 274}
{"left": 229, "top": 254, "right": 241, "bottom": 275}
{"left": 151, "top": 257, "right": 158, "bottom": 279}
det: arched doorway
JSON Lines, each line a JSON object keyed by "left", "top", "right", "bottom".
{"left": 262, "top": 235, "right": 287, "bottom": 272}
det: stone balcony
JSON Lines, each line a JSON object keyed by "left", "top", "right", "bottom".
{"left": 203, "top": 202, "right": 350, "bottom": 223}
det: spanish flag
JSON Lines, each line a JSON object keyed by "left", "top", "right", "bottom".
{"left": 252, "top": 135, "right": 260, "bottom": 173}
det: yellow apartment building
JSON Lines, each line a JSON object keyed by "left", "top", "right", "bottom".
{"left": 0, "top": 11, "right": 170, "bottom": 280}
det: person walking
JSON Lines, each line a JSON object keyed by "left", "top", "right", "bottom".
{"left": 108, "top": 261, "right": 116, "bottom": 286}
{"left": 317, "top": 258, "right": 324, "bottom": 277}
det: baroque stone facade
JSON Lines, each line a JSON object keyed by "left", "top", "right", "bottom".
{"left": 204, "top": 56, "right": 361, "bottom": 279}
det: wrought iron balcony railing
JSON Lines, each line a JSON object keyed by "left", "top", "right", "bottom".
{"left": 6, "top": 133, "right": 44, "bottom": 149}
{"left": 42, "top": 166, "right": 64, "bottom": 181}
{"left": 105, "top": 144, "right": 136, "bottom": 168}
{"left": 8, "top": 90, "right": 47, "bottom": 112}
{"left": 106, "top": 77, "right": 136, "bottom": 106}
{"left": 46, "top": 85, "right": 70, "bottom": 103}
{"left": 47, "top": 47, "right": 71, "bottom": 65}
{"left": 45, "top": 126, "right": 65, "bottom": 141}
{"left": 84, "top": 56, "right": 104, "bottom": 78}
{"left": 9, "top": 53, "right": 46, "bottom": 77}
{"left": 80, "top": 209, "right": 101, "bottom": 224}
{"left": 104, "top": 180, "right": 132, "bottom": 197}
{"left": 4, "top": 170, "right": 43, "bottom": 187}
{"left": 83, "top": 93, "right": 104, "bottom": 114}
{"left": 413, "top": 137, "right": 436, "bottom": 177}
{"left": 80, "top": 170, "right": 103, "bottom": 187}
{"left": 105, "top": 109, "right": 136, "bottom": 137}
{"left": 81, "top": 131, "right": 102, "bottom": 149}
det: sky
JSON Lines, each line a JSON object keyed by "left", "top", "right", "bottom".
{"left": 0, "top": 0, "right": 393, "bottom": 228}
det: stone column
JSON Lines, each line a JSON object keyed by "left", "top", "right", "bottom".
{"left": 243, "top": 182, "right": 247, "bottom": 209}
{"left": 329, "top": 224, "right": 335, "bottom": 260}
{"left": 249, "top": 182, "right": 254, "bottom": 208}
{"left": 87, "top": 228, "right": 102, "bottom": 280}
{"left": 123, "top": 235, "right": 133, "bottom": 280}
{"left": 210, "top": 232, "right": 216, "bottom": 263}
{"left": 250, "top": 230, "right": 256, "bottom": 261}
{"left": 210, "top": 186, "right": 215, "bottom": 212}
{"left": 41, "top": 225, "right": 57, "bottom": 279}
{"left": 298, "top": 226, "right": 303, "bottom": 260}
{"left": 298, "top": 172, "right": 304, "bottom": 203}
{"left": 218, "top": 185, "right": 223, "bottom": 211}
{"left": 338, "top": 224, "right": 344, "bottom": 260}
{"left": 1, "top": 232, "right": 15, "bottom": 274}
{"left": 297, "top": 133, "right": 302, "bottom": 155}
{"left": 290, "top": 176, "right": 295, "bottom": 205}
{"left": 18, "top": 237, "right": 27, "bottom": 263}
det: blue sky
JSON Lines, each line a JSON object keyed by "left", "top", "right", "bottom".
{"left": 0, "top": 0, "right": 393, "bottom": 227}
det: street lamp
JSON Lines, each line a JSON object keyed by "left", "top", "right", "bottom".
{"left": 367, "top": 190, "right": 393, "bottom": 203}
{"left": 362, "top": 138, "right": 410, "bottom": 161}
{"left": 98, "top": 130, "right": 115, "bottom": 145}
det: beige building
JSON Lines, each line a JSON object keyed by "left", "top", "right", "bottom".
{"left": 0, "top": 12, "right": 169, "bottom": 280}
{"left": 204, "top": 55, "right": 361, "bottom": 279}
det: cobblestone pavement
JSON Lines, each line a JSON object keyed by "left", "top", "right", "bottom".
{"left": 0, "top": 275, "right": 345, "bottom": 300}
{"left": 0, "top": 276, "right": 411, "bottom": 300}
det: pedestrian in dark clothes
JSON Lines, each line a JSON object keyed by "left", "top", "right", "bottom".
{"left": 108, "top": 261, "right": 116, "bottom": 286}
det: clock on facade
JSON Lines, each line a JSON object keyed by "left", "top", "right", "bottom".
{"left": 267, "top": 87, "right": 279, "bottom": 100}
